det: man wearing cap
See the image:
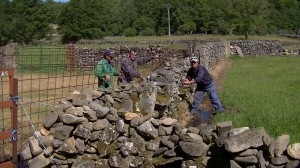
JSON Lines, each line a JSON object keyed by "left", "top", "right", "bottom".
{"left": 120, "top": 47, "right": 157, "bottom": 83}
{"left": 95, "top": 49, "right": 118, "bottom": 89}
{"left": 182, "top": 57, "right": 224, "bottom": 115}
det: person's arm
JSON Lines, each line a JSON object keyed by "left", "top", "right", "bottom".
{"left": 136, "top": 56, "right": 153, "bottom": 65}
{"left": 121, "top": 59, "right": 142, "bottom": 78}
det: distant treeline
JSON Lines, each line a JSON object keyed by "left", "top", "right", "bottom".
{"left": 0, "top": 0, "right": 299, "bottom": 45}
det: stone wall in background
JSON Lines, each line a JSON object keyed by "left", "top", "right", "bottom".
{"left": 196, "top": 41, "right": 230, "bottom": 71}
{"left": 230, "top": 40, "right": 285, "bottom": 56}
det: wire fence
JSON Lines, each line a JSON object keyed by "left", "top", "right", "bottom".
{"left": 0, "top": 44, "right": 160, "bottom": 165}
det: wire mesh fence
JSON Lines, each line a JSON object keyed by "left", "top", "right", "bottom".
{"left": 0, "top": 44, "right": 161, "bottom": 165}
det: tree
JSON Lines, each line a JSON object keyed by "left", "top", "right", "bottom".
{"left": 233, "top": 0, "right": 270, "bottom": 39}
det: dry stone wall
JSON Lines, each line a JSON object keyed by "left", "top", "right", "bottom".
{"left": 230, "top": 40, "right": 285, "bottom": 56}
{"left": 21, "top": 58, "right": 300, "bottom": 168}
{"left": 0, "top": 43, "right": 18, "bottom": 69}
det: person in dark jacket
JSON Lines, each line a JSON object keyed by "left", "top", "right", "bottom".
{"left": 182, "top": 57, "right": 224, "bottom": 114}
{"left": 120, "top": 47, "right": 157, "bottom": 83}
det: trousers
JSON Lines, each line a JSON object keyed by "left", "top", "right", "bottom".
{"left": 190, "top": 81, "right": 224, "bottom": 114}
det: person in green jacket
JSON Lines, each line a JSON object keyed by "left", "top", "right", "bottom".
{"left": 95, "top": 49, "right": 119, "bottom": 89}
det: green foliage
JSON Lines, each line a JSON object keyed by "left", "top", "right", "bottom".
{"left": 133, "top": 16, "right": 155, "bottom": 35}
{"left": 0, "top": 0, "right": 300, "bottom": 45}
{"left": 178, "top": 22, "right": 196, "bottom": 34}
{"left": 124, "top": 28, "right": 137, "bottom": 37}
{"left": 215, "top": 57, "right": 300, "bottom": 143}
{"left": 140, "top": 28, "right": 156, "bottom": 36}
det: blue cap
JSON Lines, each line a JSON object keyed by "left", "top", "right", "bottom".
{"left": 104, "top": 49, "right": 114, "bottom": 57}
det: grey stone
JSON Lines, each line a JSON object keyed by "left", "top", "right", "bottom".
{"left": 162, "top": 118, "right": 177, "bottom": 126}
{"left": 21, "top": 145, "right": 32, "bottom": 160}
{"left": 230, "top": 160, "right": 242, "bottom": 168}
{"left": 131, "top": 132, "right": 146, "bottom": 152}
{"left": 229, "top": 127, "right": 249, "bottom": 137}
{"left": 53, "top": 124, "right": 74, "bottom": 141}
{"left": 99, "top": 125, "right": 119, "bottom": 144}
{"left": 83, "top": 110, "right": 97, "bottom": 122}
{"left": 146, "top": 139, "right": 161, "bottom": 151}
{"left": 57, "top": 137, "right": 78, "bottom": 154}
{"left": 89, "top": 102, "right": 109, "bottom": 118}
{"left": 268, "top": 134, "right": 290, "bottom": 157}
{"left": 118, "top": 98, "right": 133, "bottom": 113}
{"left": 29, "top": 136, "right": 43, "bottom": 156}
{"left": 61, "top": 114, "right": 88, "bottom": 125}
{"left": 257, "top": 150, "right": 266, "bottom": 168}
{"left": 93, "top": 118, "right": 109, "bottom": 130}
{"left": 75, "top": 138, "right": 85, "bottom": 155}
{"left": 108, "top": 153, "right": 129, "bottom": 168}
{"left": 137, "top": 120, "right": 158, "bottom": 139}
{"left": 43, "top": 112, "right": 59, "bottom": 129}
{"left": 179, "top": 141, "right": 209, "bottom": 157}
{"left": 164, "top": 149, "right": 176, "bottom": 157}
{"left": 120, "top": 141, "right": 138, "bottom": 156}
{"left": 52, "top": 139, "right": 63, "bottom": 148}
{"left": 285, "top": 160, "right": 300, "bottom": 168}
{"left": 138, "top": 87, "right": 157, "bottom": 116}
{"left": 224, "top": 128, "right": 270, "bottom": 153}
{"left": 130, "top": 115, "right": 142, "bottom": 127}
{"left": 287, "top": 143, "right": 300, "bottom": 159}
{"left": 216, "top": 121, "right": 232, "bottom": 136}
{"left": 234, "top": 156, "right": 258, "bottom": 164}
{"left": 82, "top": 122, "right": 93, "bottom": 131}
{"left": 270, "top": 155, "right": 288, "bottom": 166}
{"left": 161, "top": 139, "right": 175, "bottom": 149}
{"left": 29, "top": 153, "right": 51, "bottom": 168}
{"left": 116, "top": 119, "right": 126, "bottom": 134}
{"left": 239, "top": 149, "right": 258, "bottom": 157}
{"left": 90, "top": 131, "right": 100, "bottom": 141}
{"left": 74, "top": 124, "right": 91, "bottom": 139}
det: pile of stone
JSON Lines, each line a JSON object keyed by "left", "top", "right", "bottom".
{"left": 20, "top": 84, "right": 300, "bottom": 168}
{"left": 283, "top": 48, "right": 300, "bottom": 56}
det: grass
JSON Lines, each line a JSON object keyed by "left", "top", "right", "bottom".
{"left": 214, "top": 56, "right": 300, "bottom": 143}
{"left": 17, "top": 45, "right": 68, "bottom": 73}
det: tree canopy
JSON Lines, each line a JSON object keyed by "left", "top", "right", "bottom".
{"left": 0, "top": 0, "right": 299, "bottom": 44}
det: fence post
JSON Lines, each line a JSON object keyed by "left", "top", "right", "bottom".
{"left": 0, "top": 69, "right": 18, "bottom": 168}
{"left": 67, "top": 44, "right": 75, "bottom": 71}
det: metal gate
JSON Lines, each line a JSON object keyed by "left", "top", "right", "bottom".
{"left": 0, "top": 69, "right": 18, "bottom": 168}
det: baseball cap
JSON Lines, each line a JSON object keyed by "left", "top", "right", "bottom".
{"left": 104, "top": 49, "right": 114, "bottom": 57}
{"left": 190, "top": 57, "right": 198, "bottom": 62}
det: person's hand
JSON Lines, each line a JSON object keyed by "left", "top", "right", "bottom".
{"left": 182, "top": 79, "right": 190, "bottom": 85}
{"left": 105, "top": 74, "right": 110, "bottom": 81}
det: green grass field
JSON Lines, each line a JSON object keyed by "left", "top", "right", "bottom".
{"left": 215, "top": 56, "right": 300, "bottom": 143}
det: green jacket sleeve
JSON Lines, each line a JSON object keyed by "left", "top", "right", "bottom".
{"left": 95, "top": 60, "right": 106, "bottom": 78}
